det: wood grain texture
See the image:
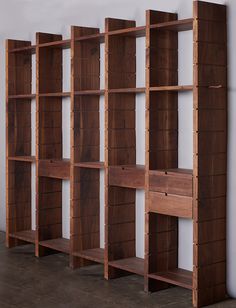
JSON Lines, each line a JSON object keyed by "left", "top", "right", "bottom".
{"left": 193, "top": 1, "right": 227, "bottom": 307}
{"left": 70, "top": 26, "right": 102, "bottom": 269}
{"left": 145, "top": 9, "right": 179, "bottom": 293}
{"left": 104, "top": 17, "right": 138, "bottom": 280}
{"left": 6, "top": 3, "right": 228, "bottom": 306}
{"left": 6, "top": 39, "right": 34, "bottom": 248}
{"left": 35, "top": 32, "right": 64, "bottom": 257}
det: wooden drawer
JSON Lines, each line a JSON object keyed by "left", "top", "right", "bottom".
{"left": 38, "top": 159, "right": 70, "bottom": 180}
{"left": 149, "top": 191, "right": 192, "bottom": 219}
{"left": 149, "top": 169, "right": 192, "bottom": 197}
{"left": 109, "top": 165, "right": 145, "bottom": 189}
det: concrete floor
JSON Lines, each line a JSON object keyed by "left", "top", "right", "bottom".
{"left": 0, "top": 232, "right": 235, "bottom": 308}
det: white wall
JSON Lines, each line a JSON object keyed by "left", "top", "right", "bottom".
{"left": 0, "top": 0, "right": 235, "bottom": 297}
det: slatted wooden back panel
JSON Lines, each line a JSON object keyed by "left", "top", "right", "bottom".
{"left": 105, "top": 18, "right": 137, "bottom": 279}
{"left": 36, "top": 33, "right": 63, "bottom": 247}
{"left": 145, "top": 10, "right": 179, "bottom": 292}
{"left": 71, "top": 26, "right": 101, "bottom": 267}
{"left": 6, "top": 40, "right": 32, "bottom": 247}
{"left": 193, "top": 2, "right": 227, "bottom": 307}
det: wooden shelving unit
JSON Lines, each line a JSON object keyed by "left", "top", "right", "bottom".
{"left": 6, "top": 39, "right": 36, "bottom": 247}
{"left": 6, "top": 1, "right": 227, "bottom": 307}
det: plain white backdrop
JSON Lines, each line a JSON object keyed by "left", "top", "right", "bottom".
{"left": 0, "top": 0, "right": 235, "bottom": 297}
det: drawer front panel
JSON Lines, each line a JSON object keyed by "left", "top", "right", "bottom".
{"left": 38, "top": 160, "right": 70, "bottom": 180}
{"left": 149, "top": 171, "right": 192, "bottom": 197}
{"left": 149, "top": 191, "right": 192, "bottom": 219}
{"left": 109, "top": 166, "right": 145, "bottom": 189}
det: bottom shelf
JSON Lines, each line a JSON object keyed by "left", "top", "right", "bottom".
{"left": 9, "top": 230, "right": 35, "bottom": 244}
{"left": 148, "top": 268, "right": 192, "bottom": 290}
{"left": 109, "top": 257, "right": 144, "bottom": 276}
{"left": 39, "top": 238, "right": 70, "bottom": 254}
{"left": 73, "top": 248, "right": 104, "bottom": 264}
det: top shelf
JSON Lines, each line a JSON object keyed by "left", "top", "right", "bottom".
{"left": 8, "top": 18, "right": 193, "bottom": 53}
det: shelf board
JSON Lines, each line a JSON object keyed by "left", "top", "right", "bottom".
{"left": 39, "top": 238, "right": 70, "bottom": 254}
{"left": 151, "top": 168, "right": 193, "bottom": 176}
{"left": 74, "top": 161, "right": 105, "bottom": 169}
{"left": 38, "top": 39, "right": 71, "bottom": 49}
{"left": 8, "top": 156, "right": 36, "bottom": 163}
{"left": 109, "top": 257, "right": 144, "bottom": 276}
{"left": 9, "top": 45, "right": 36, "bottom": 54}
{"left": 151, "top": 18, "right": 193, "bottom": 32}
{"left": 75, "top": 33, "right": 105, "bottom": 43}
{"left": 8, "top": 94, "right": 36, "bottom": 99}
{"left": 9, "top": 230, "right": 35, "bottom": 244}
{"left": 7, "top": 18, "right": 192, "bottom": 54}
{"left": 110, "top": 164, "right": 145, "bottom": 170}
{"left": 39, "top": 92, "right": 70, "bottom": 98}
{"left": 109, "top": 87, "right": 145, "bottom": 94}
{"left": 74, "top": 89, "right": 105, "bottom": 96}
{"left": 148, "top": 268, "right": 193, "bottom": 290}
{"left": 150, "top": 85, "right": 193, "bottom": 92}
{"left": 108, "top": 25, "right": 146, "bottom": 38}
{"left": 73, "top": 248, "right": 104, "bottom": 264}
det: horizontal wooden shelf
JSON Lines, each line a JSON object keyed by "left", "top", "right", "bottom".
{"left": 150, "top": 85, "right": 193, "bottom": 92}
{"left": 38, "top": 159, "right": 70, "bottom": 180}
{"left": 151, "top": 18, "right": 193, "bottom": 32}
{"left": 74, "top": 89, "right": 105, "bottom": 96}
{"left": 8, "top": 156, "right": 36, "bottom": 162}
{"left": 9, "top": 230, "right": 35, "bottom": 244}
{"left": 8, "top": 94, "right": 36, "bottom": 99}
{"left": 148, "top": 268, "right": 193, "bottom": 290}
{"left": 109, "top": 87, "right": 145, "bottom": 94}
{"left": 74, "top": 161, "right": 105, "bottom": 169}
{"left": 39, "top": 92, "right": 70, "bottom": 97}
{"left": 8, "top": 18, "right": 193, "bottom": 54}
{"left": 75, "top": 33, "right": 105, "bottom": 43}
{"left": 109, "top": 257, "right": 144, "bottom": 276}
{"left": 39, "top": 238, "right": 70, "bottom": 254}
{"left": 108, "top": 25, "right": 146, "bottom": 38}
{"left": 73, "top": 248, "right": 104, "bottom": 264}
{"left": 150, "top": 168, "right": 193, "bottom": 176}
{"left": 38, "top": 39, "right": 71, "bottom": 49}
{"left": 109, "top": 164, "right": 145, "bottom": 189}
{"left": 9, "top": 45, "right": 36, "bottom": 53}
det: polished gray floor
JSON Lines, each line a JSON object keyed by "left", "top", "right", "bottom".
{"left": 0, "top": 232, "right": 235, "bottom": 308}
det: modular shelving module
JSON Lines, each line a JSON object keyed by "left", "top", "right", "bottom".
{"left": 6, "top": 1, "right": 227, "bottom": 307}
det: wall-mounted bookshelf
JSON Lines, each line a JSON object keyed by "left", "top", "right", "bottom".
{"left": 6, "top": 1, "right": 227, "bottom": 307}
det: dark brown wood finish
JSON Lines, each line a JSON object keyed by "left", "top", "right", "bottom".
{"left": 70, "top": 26, "right": 103, "bottom": 268}
{"left": 105, "top": 17, "right": 141, "bottom": 279}
{"left": 145, "top": 9, "right": 180, "bottom": 293}
{"left": 35, "top": 32, "right": 65, "bottom": 256}
{"left": 6, "top": 2, "right": 228, "bottom": 306}
{"left": 6, "top": 39, "right": 35, "bottom": 247}
{"left": 193, "top": 2, "right": 227, "bottom": 307}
